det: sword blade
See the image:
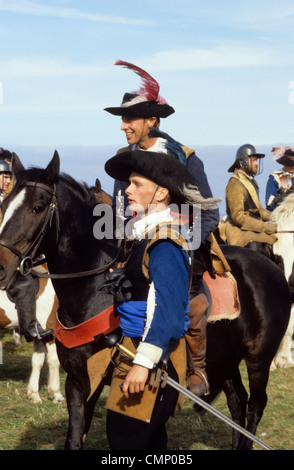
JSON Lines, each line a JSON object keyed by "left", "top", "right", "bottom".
{"left": 164, "top": 374, "right": 273, "bottom": 451}
{"left": 114, "top": 341, "right": 273, "bottom": 451}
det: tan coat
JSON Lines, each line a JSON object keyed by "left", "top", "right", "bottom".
{"left": 222, "top": 169, "right": 277, "bottom": 247}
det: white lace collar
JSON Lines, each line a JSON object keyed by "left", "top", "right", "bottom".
{"left": 131, "top": 137, "right": 168, "bottom": 154}
{"left": 132, "top": 208, "right": 173, "bottom": 240}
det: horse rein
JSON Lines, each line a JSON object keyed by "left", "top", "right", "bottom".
{"left": 0, "top": 181, "right": 121, "bottom": 281}
{"left": 275, "top": 230, "right": 294, "bottom": 234}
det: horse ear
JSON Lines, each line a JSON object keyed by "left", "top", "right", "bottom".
{"left": 11, "top": 152, "right": 25, "bottom": 178}
{"left": 45, "top": 150, "right": 60, "bottom": 183}
{"left": 95, "top": 178, "right": 101, "bottom": 192}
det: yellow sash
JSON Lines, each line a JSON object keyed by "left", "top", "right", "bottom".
{"left": 231, "top": 170, "right": 261, "bottom": 209}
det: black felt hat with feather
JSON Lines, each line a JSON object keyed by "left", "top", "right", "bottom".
{"left": 104, "top": 60, "right": 175, "bottom": 118}
{"left": 105, "top": 148, "right": 221, "bottom": 209}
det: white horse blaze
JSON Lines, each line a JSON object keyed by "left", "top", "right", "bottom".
{"left": 0, "top": 188, "right": 26, "bottom": 234}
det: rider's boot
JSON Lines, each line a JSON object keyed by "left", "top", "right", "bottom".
{"left": 7, "top": 274, "right": 54, "bottom": 343}
{"left": 185, "top": 293, "right": 210, "bottom": 397}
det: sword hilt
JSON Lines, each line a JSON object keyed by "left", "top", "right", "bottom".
{"left": 105, "top": 334, "right": 136, "bottom": 359}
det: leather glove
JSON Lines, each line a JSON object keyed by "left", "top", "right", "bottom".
{"left": 263, "top": 222, "right": 277, "bottom": 234}
{"left": 98, "top": 268, "right": 132, "bottom": 303}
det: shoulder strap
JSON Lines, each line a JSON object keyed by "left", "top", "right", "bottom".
{"left": 231, "top": 170, "right": 261, "bottom": 209}
{"left": 181, "top": 145, "right": 195, "bottom": 159}
{"left": 142, "top": 221, "right": 191, "bottom": 279}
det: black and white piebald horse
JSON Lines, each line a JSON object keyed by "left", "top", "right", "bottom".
{"left": 0, "top": 277, "right": 63, "bottom": 404}
{"left": 0, "top": 152, "right": 290, "bottom": 450}
{"left": 270, "top": 193, "right": 294, "bottom": 369}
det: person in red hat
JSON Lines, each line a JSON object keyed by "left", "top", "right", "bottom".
{"left": 266, "top": 146, "right": 294, "bottom": 211}
{"left": 104, "top": 61, "right": 220, "bottom": 397}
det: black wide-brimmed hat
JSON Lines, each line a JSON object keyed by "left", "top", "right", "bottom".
{"left": 104, "top": 60, "right": 175, "bottom": 119}
{"left": 105, "top": 149, "right": 221, "bottom": 209}
{"left": 272, "top": 146, "right": 294, "bottom": 166}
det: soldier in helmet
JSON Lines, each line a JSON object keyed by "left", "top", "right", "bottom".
{"left": 266, "top": 146, "right": 294, "bottom": 211}
{"left": 0, "top": 159, "right": 12, "bottom": 202}
{"left": 223, "top": 144, "right": 277, "bottom": 253}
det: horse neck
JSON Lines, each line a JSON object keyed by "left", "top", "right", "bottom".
{"left": 43, "top": 181, "right": 115, "bottom": 326}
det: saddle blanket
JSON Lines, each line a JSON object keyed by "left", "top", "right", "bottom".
{"left": 203, "top": 271, "right": 241, "bottom": 323}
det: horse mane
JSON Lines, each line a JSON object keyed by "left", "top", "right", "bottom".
{"left": 271, "top": 192, "right": 294, "bottom": 225}
{"left": 11, "top": 166, "right": 98, "bottom": 208}
{"left": 59, "top": 173, "right": 97, "bottom": 207}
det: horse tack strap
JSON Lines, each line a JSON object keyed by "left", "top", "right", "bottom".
{"left": 55, "top": 305, "right": 120, "bottom": 349}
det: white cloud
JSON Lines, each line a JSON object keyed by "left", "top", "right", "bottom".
{"left": 1, "top": 41, "right": 291, "bottom": 82}
{"left": 0, "top": 0, "right": 151, "bottom": 25}
{"left": 145, "top": 44, "right": 289, "bottom": 71}
{"left": 0, "top": 57, "right": 110, "bottom": 78}
{"left": 0, "top": 102, "right": 98, "bottom": 114}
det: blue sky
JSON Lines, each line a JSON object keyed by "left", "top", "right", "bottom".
{"left": 0, "top": 0, "right": 294, "bottom": 201}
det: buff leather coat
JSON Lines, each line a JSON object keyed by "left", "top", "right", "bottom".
{"left": 221, "top": 169, "right": 277, "bottom": 247}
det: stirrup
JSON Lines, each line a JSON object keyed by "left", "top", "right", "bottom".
{"left": 25, "top": 321, "right": 54, "bottom": 343}
{"left": 188, "top": 369, "right": 210, "bottom": 396}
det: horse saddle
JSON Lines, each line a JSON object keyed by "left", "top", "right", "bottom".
{"left": 202, "top": 271, "right": 241, "bottom": 323}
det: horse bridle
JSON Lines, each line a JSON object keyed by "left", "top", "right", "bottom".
{"left": 0, "top": 181, "right": 121, "bottom": 282}
{"left": 0, "top": 182, "right": 59, "bottom": 283}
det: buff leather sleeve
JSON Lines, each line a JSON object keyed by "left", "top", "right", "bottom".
{"left": 225, "top": 178, "right": 265, "bottom": 232}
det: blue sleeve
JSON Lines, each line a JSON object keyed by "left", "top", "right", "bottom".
{"left": 185, "top": 152, "right": 219, "bottom": 242}
{"left": 265, "top": 175, "right": 278, "bottom": 211}
{"left": 144, "top": 241, "right": 190, "bottom": 357}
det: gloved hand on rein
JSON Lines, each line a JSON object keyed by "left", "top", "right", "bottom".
{"left": 98, "top": 268, "right": 132, "bottom": 303}
{"left": 263, "top": 222, "right": 277, "bottom": 235}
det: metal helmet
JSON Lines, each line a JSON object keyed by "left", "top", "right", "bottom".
{"left": 0, "top": 160, "right": 12, "bottom": 174}
{"left": 228, "top": 144, "right": 265, "bottom": 174}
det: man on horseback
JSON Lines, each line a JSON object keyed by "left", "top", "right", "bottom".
{"left": 220, "top": 144, "right": 277, "bottom": 253}
{"left": 266, "top": 146, "right": 294, "bottom": 211}
{"left": 104, "top": 60, "right": 221, "bottom": 397}
{"left": 103, "top": 147, "right": 220, "bottom": 450}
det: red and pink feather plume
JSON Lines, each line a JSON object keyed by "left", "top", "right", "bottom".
{"left": 272, "top": 145, "right": 294, "bottom": 160}
{"left": 115, "top": 60, "right": 168, "bottom": 104}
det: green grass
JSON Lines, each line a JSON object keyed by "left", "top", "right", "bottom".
{"left": 0, "top": 329, "right": 293, "bottom": 451}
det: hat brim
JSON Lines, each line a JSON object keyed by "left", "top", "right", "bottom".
{"left": 104, "top": 101, "right": 175, "bottom": 119}
{"left": 276, "top": 156, "right": 294, "bottom": 166}
{"left": 105, "top": 150, "right": 194, "bottom": 204}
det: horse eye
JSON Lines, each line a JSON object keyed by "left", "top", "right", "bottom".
{"left": 32, "top": 206, "right": 44, "bottom": 214}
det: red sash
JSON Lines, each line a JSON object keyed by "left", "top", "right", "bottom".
{"left": 55, "top": 305, "right": 120, "bottom": 348}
